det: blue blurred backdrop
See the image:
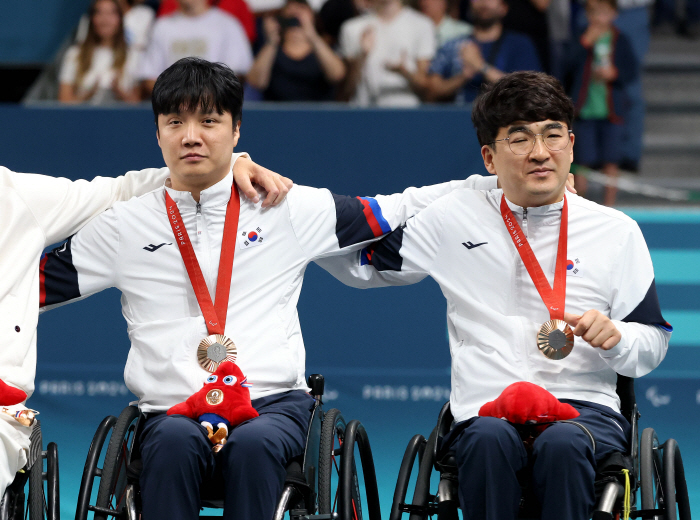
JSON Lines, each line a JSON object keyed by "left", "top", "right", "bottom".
{"left": 1, "top": 104, "right": 697, "bottom": 518}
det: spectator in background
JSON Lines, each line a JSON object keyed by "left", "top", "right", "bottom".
{"left": 567, "top": 0, "right": 637, "bottom": 206}
{"left": 59, "top": 0, "right": 141, "bottom": 104}
{"left": 138, "top": 0, "right": 253, "bottom": 96}
{"left": 338, "top": 0, "right": 436, "bottom": 106}
{"left": 460, "top": 0, "right": 551, "bottom": 71}
{"left": 501, "top": 0, "right": 551, "bottom": 71}
{"left": 420, "top": 0, "right": 473, "bottom": 47}
{"left": 318, "top": 0, "right": 369, "bottom": 47}
{"left": 76, "top": 0, "right": 155, "bottom": 53}
{"left": 574, "top": 0, "right": 651, "bottom": 172}
{"left": 546, "top": 0, "right": 570, "bottom": 80}
{"left": 157, "top": 0, "right": 257, "bottom": 43}
{"left": 426, "top": 0, "right": 541, "bottom": 102}
{"left": 248, "top": 0, "right": 346, "bottom": 100}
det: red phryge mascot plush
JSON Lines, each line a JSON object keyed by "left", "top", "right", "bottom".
{"left": 0, "top": 380, "right": 28, "bottom": 407}
{"left": 478, "top": 381, "right": 580, "bottom": 425}
{"left": 167, "top": 361, "right": 259, "bottom": 452}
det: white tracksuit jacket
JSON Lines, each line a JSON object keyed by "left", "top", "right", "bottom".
{"left": 40, "top": 171, "right": 487, "bottom": 412}
{"left": 0, "top": 164, "right": 170, "bottom": 493}
{"left": 337, "top": 188, "right": 672, "bottom": 422}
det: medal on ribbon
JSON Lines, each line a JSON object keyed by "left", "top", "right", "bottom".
{"left": 500, "top": 195, "right": 574, "bottom": 360}
{"left": 166, "top": 182, "right": 241, "bottom": 372}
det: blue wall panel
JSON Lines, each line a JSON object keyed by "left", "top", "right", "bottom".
{"left": 0, "top": 1, "right": 91, "bottom": 64}
{"left": 1, "top": 105, "right": 697, "bottom": 517}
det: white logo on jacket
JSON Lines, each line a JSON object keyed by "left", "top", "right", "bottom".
{"left": 239, "top": 227, "right": 265, "bottom": 249}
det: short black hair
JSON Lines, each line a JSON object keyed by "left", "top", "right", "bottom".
{"left": 152, "top": 57, "right": 244, "bottom": 128}
{"left": 471, "top": 71, "right": 574, "bottom": 147}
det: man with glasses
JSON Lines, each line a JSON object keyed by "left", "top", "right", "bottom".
{"left": 341, "top": 71, "right": 671, "bottom": 520}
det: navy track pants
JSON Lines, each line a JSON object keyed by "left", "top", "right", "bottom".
{"left": 445, "top": 400, "right": 630, "bottom": 520}
{"left": 138, "top": 390, "right": 316, "bottom": 520}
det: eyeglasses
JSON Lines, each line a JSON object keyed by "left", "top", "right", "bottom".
{"left": 491, "top": 128, "right": 573, "bottom": 155}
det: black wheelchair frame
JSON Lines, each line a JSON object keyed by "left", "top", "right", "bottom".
{"left": 0, "top": 421, "right": 60, "bottom": 520}
{"left": 75, "top": 375, "right": 382, "bottom": 520}
{"left": 390, "top": 376, "right": 691, "bottom": 520}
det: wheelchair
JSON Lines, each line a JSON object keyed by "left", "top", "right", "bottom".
{"left": 0, "top": 421, "right": 60, "bottom": 520}
{"left": 74, "top": 375, "right": 382, "bottom": 520}
{"left": 390, "top": 376, "right": 691, "bottom": 520}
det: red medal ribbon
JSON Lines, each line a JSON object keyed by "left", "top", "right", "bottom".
{"left": 165, "top": 183, "right": 240, "bottom": 335}
{"left": 500, "top": 195, "right": 568, "bottom": 320}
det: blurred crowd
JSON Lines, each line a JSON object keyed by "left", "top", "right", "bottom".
{"left": 55, "top": 0, "right": 698, "bottom": 187}
{"left": 58, "top": 0, "right": 693, "bottom": 107}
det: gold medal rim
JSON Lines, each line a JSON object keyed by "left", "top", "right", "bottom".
{"left": 197, "top": 334, "right": 237, "bottom": 373}
{"left": 537, "top": 319, "right": 574, "bottom": 360}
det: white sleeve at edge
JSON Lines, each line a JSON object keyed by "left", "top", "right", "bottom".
{"left": 600, "top": 321, "right": 670, "bottom": 377}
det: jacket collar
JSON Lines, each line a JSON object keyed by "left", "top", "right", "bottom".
{"left": 490, "top": 189, "right": 566, "bottom": 223}
{"left": 164, "top": 171, "right": 234, "bottom": 210}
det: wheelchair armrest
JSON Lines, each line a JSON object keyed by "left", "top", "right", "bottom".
{"left": 433, "top": 402, "right": 455, "bottom": 465}
{"left": 307, "top": 374, "right": 324, "bottom": 400}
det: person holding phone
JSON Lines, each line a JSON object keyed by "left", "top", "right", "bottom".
{"left": 247, "top": 0, "right": 346, "bottom": 101}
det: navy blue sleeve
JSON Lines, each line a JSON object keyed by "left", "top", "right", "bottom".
{"left": 333, "top": 194, "right": 392, "bottom": 249}
{"left": 622, "top": 279, "right": 672, "bottom": 332}
{"left": 40, "top": 238, "right": 80, "bottom": 307}
{"left": 360, "top": 224, "right": 406, "bottom": 271}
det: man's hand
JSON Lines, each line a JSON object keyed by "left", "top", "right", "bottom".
{"left": 232, "top": 157, "right": 293, "bottom": 207}
{"left": 566, "top": 172, "right": 577, "bottom": 193}
{"left": 564, "top": 311, "right": 621, "bottom": 350}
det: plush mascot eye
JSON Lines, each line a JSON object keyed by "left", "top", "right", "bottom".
{"left": 206, "top": 375, "right": 218, "bottom": 383}
{"left": 223, "top": 375, "right": 236, "bottom": 385}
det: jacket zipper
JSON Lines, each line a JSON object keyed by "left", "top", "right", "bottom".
{"left": 522, "top": 208, "right": 528, "bottom": 236}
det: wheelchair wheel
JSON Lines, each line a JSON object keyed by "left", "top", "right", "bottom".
{"left": 640, "top": 428, "right": 691, "bottom": 520}
{"left": 318, "top": 409, "right": 364, "bottom": 519}
{"left": 340, "top": 420, "right": 381, "bottom": 520}
{"left": 75, "top": 416, "right": 117, "bottom": 520}
{"left": 662, "top": 439, "right": 691, "bottom": 520}
{"left": 390, "top": 434, "right": 426, "bottom": 520}
{"left": 414, "top": 427, "right": 441, "bottom": 520}
{"left": 94, "top": 406, "right": 140, "bottom": 520}
{"left": 319, "top": 409, "right": 349, "bottom": 516}
{"left": 45, "top": 443, "right": 59, "bottom": 520}
{"left": 28, "top": 426, "right": 44, "bottom": 520}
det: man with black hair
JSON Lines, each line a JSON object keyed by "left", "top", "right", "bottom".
{"left": 341, "top": 71, "right": 671, "bottom": 520}
{"left": 0, "top": 118, "right": 287, "bottom": 503}
{"left": 39, "top": 57, "right": 496, "bottom": 519}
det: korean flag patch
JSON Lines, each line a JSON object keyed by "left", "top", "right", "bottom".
{"left": 239, "top": 227, "right": 265, "bottom": 249}
{"left": 566, "top": 257, "right": 583, "bottom": 277}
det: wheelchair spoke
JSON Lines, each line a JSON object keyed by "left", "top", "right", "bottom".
{"left": 652, "top": 455, "right": 665, "bottom": 506}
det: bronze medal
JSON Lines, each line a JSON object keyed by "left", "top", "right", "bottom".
{"left": 197, "top": 334, "right": 237, "bottom": 372}
{"left": 537, "top": 319, "right": 574, "bottom": 360}
{"left": 165, "top": 185, "right": 241, "bottom": 373}
{"left": 205, "top": 388, "right": 224, "bottom": 406}
{"left": 500, "top": 196, "right": 573, "bottom": 361}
